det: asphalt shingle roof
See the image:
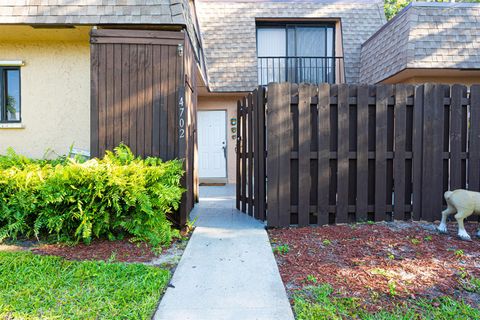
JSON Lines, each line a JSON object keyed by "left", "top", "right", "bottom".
{"left": 360, "top": 2, "right": 480, "bottom": 84}
{"left": 0, "top": 0, "right": 204, "bottom": 75}
{"left": 0, "top": 0, "right": 389, "bottom": 91}
{"left": 196, "top": 0, "right": 386, "bottom": 91}
{"left": 0, "top": 0, "right": 186, "bottom": 25}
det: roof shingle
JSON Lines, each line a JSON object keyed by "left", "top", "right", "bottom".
{"left": 0, "top": 0, "right": 185, "bottom": 25}
{"left": 197, "top": 0, "right": 386, "bottom": 92}
{"left": 360, "top": 2, "right": 480, "bottom": 84}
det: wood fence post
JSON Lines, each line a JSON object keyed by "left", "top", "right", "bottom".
{"left": 336, "top": 84, "right": 349, "bottom": 223}
{"left": 298, "top": 83, "right": 313, "bottom": 226}
{"left": 421, "top": 84, "right": 446, "bottom": 221}
{"left": 412, "top": 85, "right": 424, "bottom": 220}
{"left": 394, "top": 84, "right": 407, "bottom": 220}
{"left": 241, "top": 96, "right": 247, "bottom": 213}
{"left": 356, "top": 85, "right": 369, "bottom": 222}
{"left": 236, "top": 100, "right": 242, "bottom": 210}
{"left": 375, "top": 85, "right": 391, "bottom": 221}
{"left": 256, "top": 86, "right": 267, "bottom": 221}
{"left": 469, "top": 85, "right": 480, "bottom": 192}
{"left": 317, "top": 83, "right": 331, "bottom": 225}
{"left": 248, "top": 93, "right": 254, "bottom": 216}
{"left": 267, "top": 83, "right": 291, "bottom": 227}
{"left": 450, "top": 85, "right": 467, "bottom": 191}
{"left": 253, "top": 90, "right": 259, "bottom": 218}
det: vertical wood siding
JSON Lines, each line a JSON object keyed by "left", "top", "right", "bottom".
{"left": 90, "top": 29, "right": 197, "bottom": 226}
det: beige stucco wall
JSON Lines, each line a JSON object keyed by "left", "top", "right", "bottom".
{"left": 198, "top": 95, "right": 243, "bottom": 184}
{"left": 0, "top": 28, "right": 90, "bottom": 158}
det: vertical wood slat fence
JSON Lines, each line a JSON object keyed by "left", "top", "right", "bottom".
{"left": 237, "top": 83, "right": 480, "bottom": 227}
{"left": 236, "top": 87, "right": 267, "bottom": 220}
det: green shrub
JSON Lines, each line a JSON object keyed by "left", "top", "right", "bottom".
{"left": 0, "top": 144, "right": 184, "bottom": 247}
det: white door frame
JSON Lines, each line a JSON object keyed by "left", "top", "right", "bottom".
{"left": 198, "top": 109, "right": 228, "bottom": 183}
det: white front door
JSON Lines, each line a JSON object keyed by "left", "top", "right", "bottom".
{"left": 198, "top": 110, "right": 227, "bottom": 178}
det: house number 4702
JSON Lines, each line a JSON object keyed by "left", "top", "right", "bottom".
{"left": 179, "top": 96, "right": 185, "bottom": 139}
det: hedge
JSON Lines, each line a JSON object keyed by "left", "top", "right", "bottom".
{"left": 0, "top": 145, "right": 184, "bottom": 247}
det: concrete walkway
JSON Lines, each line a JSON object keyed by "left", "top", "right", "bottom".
{"left": 154, "top": 185, "right": 294, "bottom": 320}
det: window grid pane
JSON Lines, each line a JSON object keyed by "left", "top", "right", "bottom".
{"left": 6, "top": 69, "right": 20, "bottom": 122}
{"left": 257, "top": 25, "right": 337, "bottom": 85}
{"left": 1, "top": 67, "right": 21, "bottom": 123}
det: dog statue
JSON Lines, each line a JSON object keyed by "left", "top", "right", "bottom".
{"left": 437, "top": 189, "right": 480, "bottom": 241}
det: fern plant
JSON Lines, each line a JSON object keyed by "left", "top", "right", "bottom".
{"left": 0, "top": 144, "right": 184, "bottom": 247}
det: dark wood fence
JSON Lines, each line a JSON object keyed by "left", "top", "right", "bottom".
{"left": 237, "top": 83, "right": 480, "bottom": 227}
{"left": 236, "top": 87, "right": 267, "bottom": 220}
{"left": 90, "top": 29, "right": 197, "bottom": 226}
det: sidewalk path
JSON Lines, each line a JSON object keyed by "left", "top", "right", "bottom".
{"left": 154, "top": 185, "right": 294, "bottom": 320}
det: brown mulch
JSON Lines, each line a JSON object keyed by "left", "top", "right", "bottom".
{"left": 268, "top": 221, "right": 480, "bottom": 311}
{"left": 31, "top": 239, "right": 158, "bottom": 263}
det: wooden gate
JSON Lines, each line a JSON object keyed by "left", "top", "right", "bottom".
{"left": 90, "top": 29, "right": 198, "bottom": 226}
{"left": 236, "top": 87, "right": 267, "bottom": 220}
{"left": 237, "top": 83, "right": 480, "bottom": 227}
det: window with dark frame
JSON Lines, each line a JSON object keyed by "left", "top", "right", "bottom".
{"left": 0, "top": 67, "right": 21, "bottom": 123}
{"left": 256, "top": 22, "right": 340, "bottom": 85}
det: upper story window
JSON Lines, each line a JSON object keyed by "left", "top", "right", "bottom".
{"left": 1, "top": 67, "right": 21, "bottom": 123}
{"left": 257, "top": 23, "right": 340, "bottom": 85}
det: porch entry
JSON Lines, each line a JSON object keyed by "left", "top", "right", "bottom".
{"left": 236, "top": 83, "right": 480, "bottom": 227}
{"left": 198, "top": 110, "right": 227, "bottom": 181}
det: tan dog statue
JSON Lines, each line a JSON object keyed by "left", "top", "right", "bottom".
{"left": 437, "top": 189, "right": 480, "bottom": 241}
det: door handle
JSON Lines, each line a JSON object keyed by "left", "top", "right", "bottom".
{"left": 222, "top": 143, "right": 226, "bottom": 158}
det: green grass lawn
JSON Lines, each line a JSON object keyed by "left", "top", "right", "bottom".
{"left": 294, "top": 284, "right": 480, "bottom": 320}
{"left": 0, "top": 251, "right": 170, "bottom": 319}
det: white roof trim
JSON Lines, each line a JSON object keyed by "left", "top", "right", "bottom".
{"left": 0, "top": 60, "right": 25, "bottom": 66}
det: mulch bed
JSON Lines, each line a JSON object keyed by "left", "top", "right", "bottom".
{"left": 269, "top": 221, "right": 480, "bottom": 311}
{"left": 31, "top": 239, "right": 158, "bottom": 263}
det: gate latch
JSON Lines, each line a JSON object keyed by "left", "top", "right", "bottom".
{"left": 177, "top": 44, "right": 184, "bottom": 57}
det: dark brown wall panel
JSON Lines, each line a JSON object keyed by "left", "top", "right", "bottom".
{"left": 91, "top": 29, "right": 198, "bottom": 226}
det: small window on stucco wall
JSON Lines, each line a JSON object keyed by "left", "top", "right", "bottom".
{"left": 0, "top": 67, "right": 21, "bottom": 123}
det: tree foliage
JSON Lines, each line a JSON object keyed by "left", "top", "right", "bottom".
{"left": 385, "top": 0, "right": 480, "bottom": 20}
